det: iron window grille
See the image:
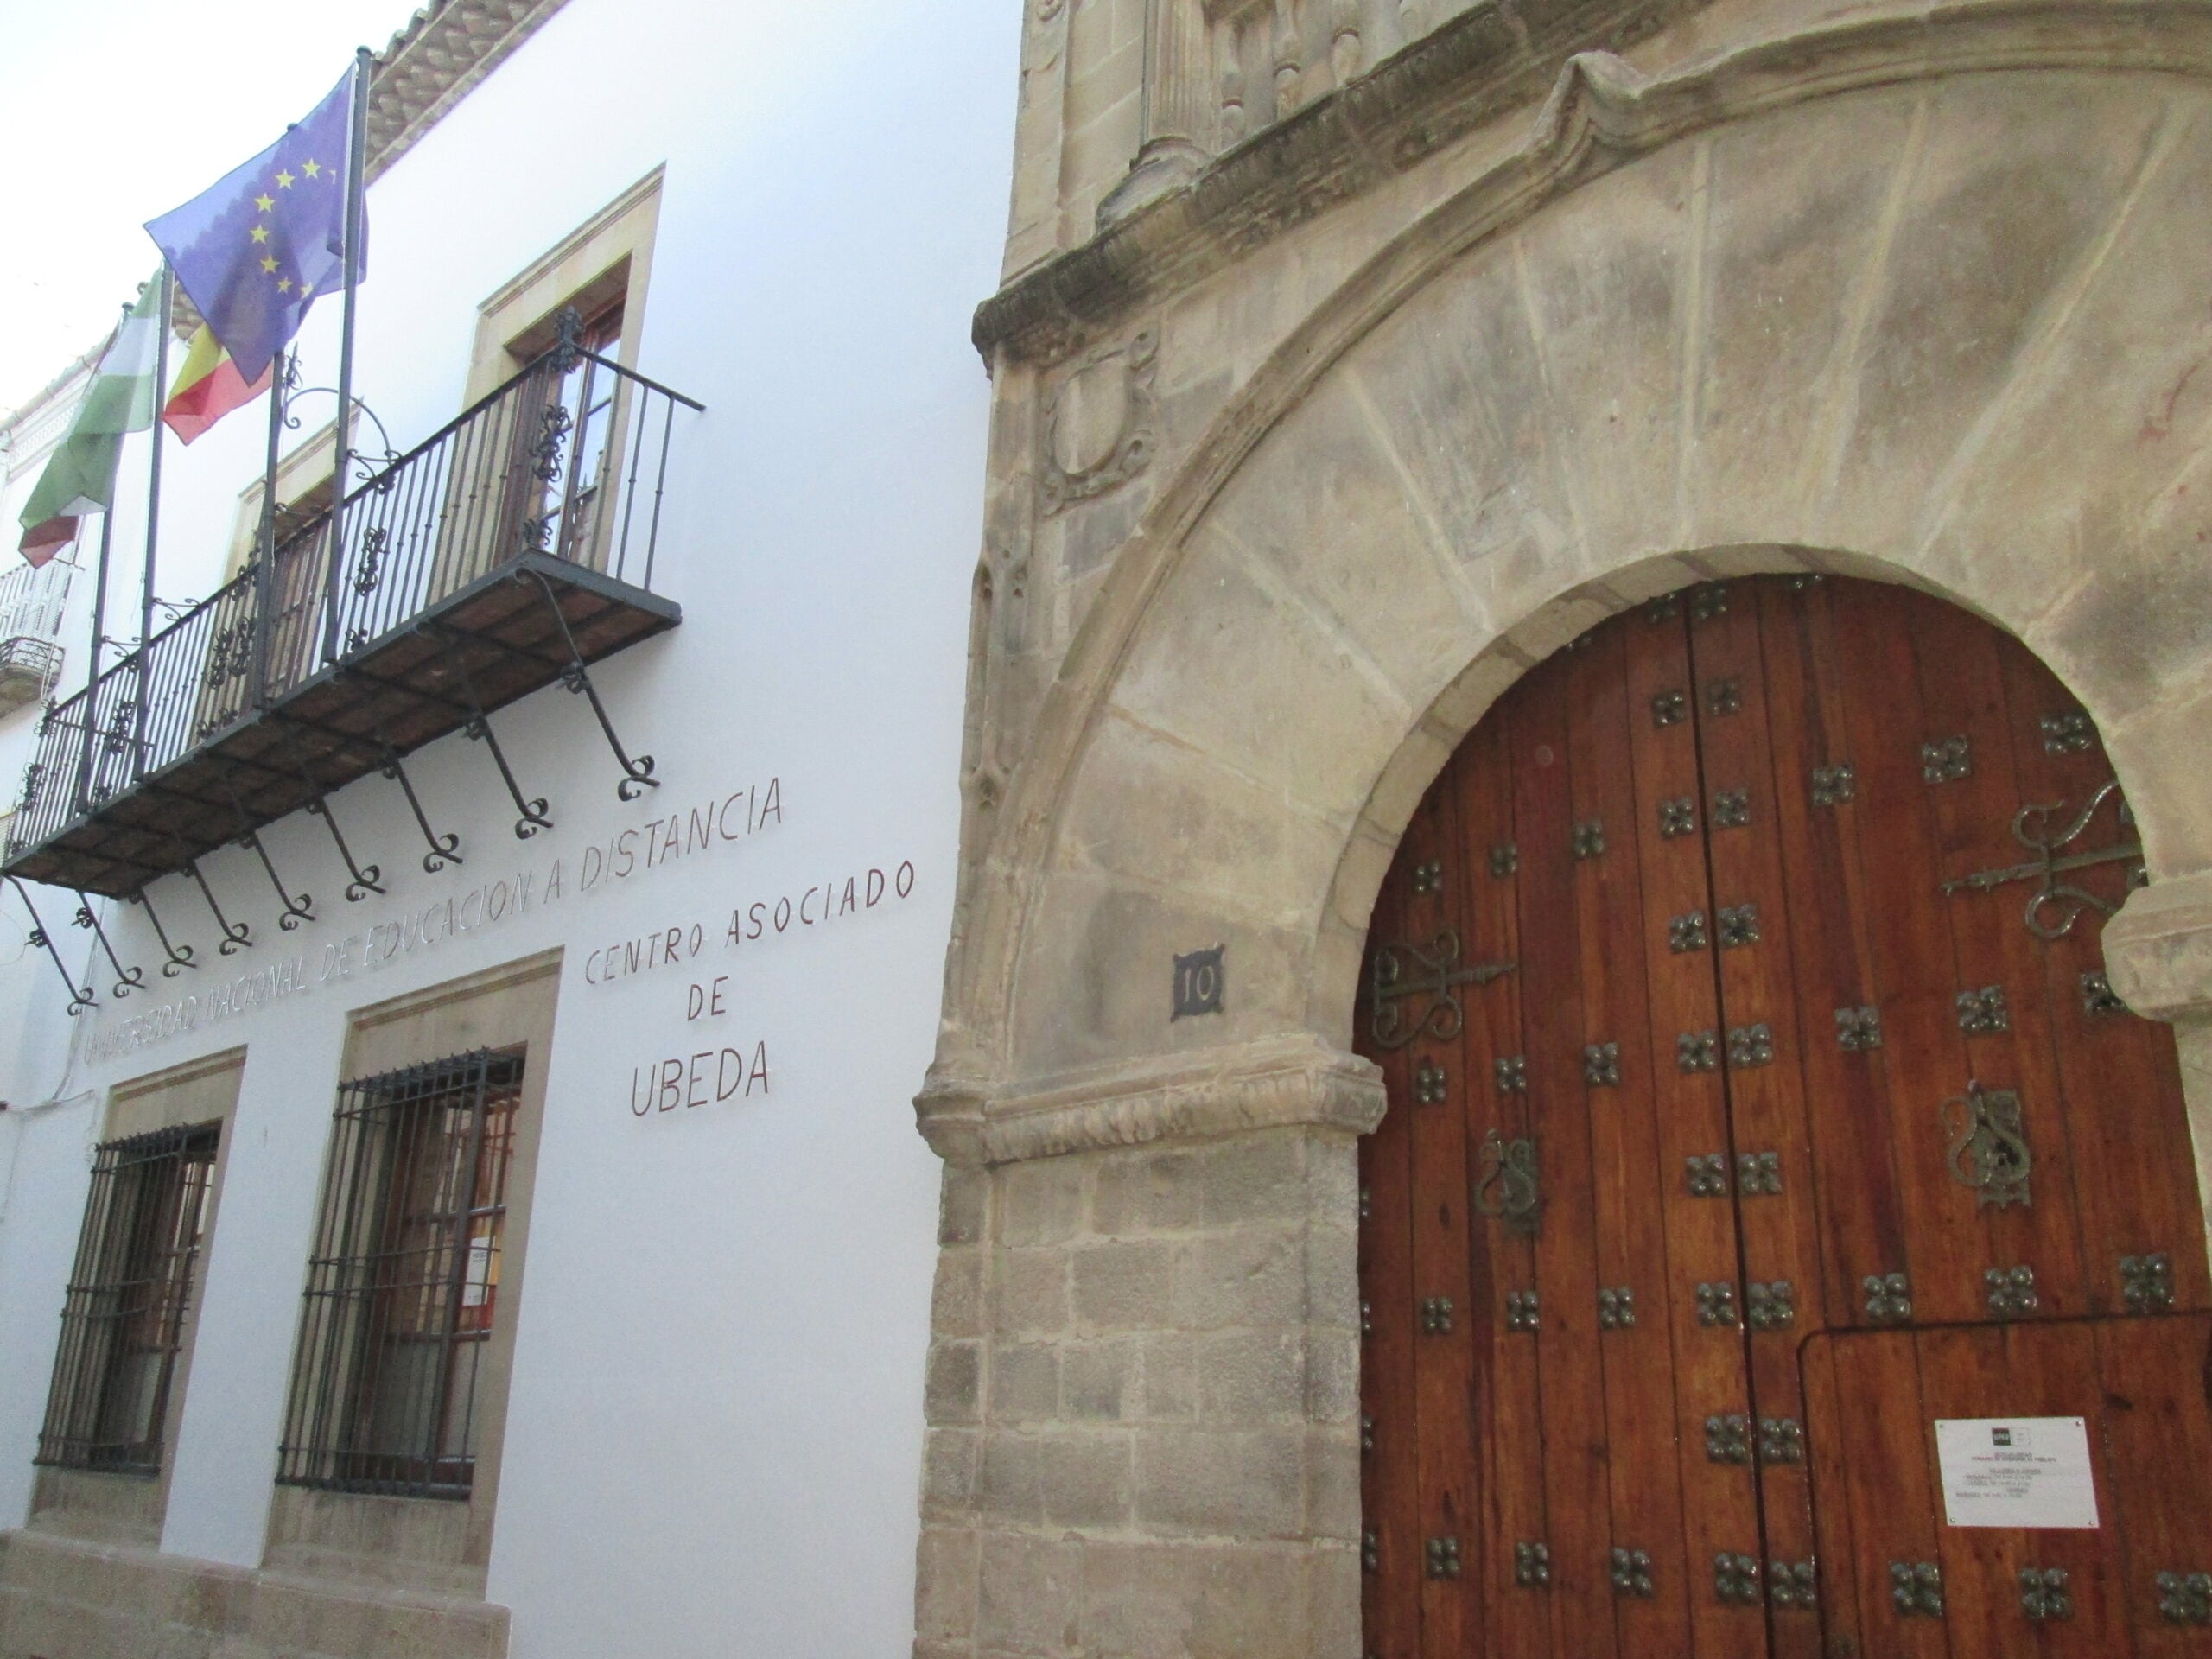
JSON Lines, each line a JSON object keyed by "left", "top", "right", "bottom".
{"left": 277, "top": 1048, "right": 523, "bottom": 1500}
{"left": 36, "top": 1122, "right": 220, "bottom": 1474}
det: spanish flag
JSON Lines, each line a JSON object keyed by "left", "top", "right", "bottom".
{"left": 162, "top": 324, "right": 271, "bottom": 443}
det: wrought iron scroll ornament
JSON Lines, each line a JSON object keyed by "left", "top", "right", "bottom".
{"left": 521, "top": 568, "right": 659, "bottom": 802}
{"left": 1368, "top": 929, "right": 1514, "bottom": 1049}
{"left": 8, "top": 876, "right": 96, "bottom": 1014}
{"left": 1941, "top": 779, "right": 2145, "bottom": 939}
{"left": 1943, "top": 1081, "right": 2032, "bottom": 1208}
{"left": 72, "top": 893, "right": 144, "bottom": 999}
{"left": 126, "top": 888, "right": 196, "bottom": 977}
{"left": 1473, "top": 1130, "right": 1541, "bottom": 1236}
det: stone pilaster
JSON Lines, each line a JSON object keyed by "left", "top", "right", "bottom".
{"left": 912, "top": 1042, "right": 1381, "bottom": 1659}
{"left": 1098, "top": 0, "right": 1211, "bottom": 226}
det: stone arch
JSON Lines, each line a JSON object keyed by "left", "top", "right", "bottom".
{"left": 922, "top": 3, "right": 2212, "bottom": 1159}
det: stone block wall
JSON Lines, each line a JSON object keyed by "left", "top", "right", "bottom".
{"left": 914, "top": 1125, "right": 1363, "bottom": 1659}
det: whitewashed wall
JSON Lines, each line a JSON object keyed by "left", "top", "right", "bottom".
{"left": 0, "top": 1, "right": 1018, "bottom": 1654}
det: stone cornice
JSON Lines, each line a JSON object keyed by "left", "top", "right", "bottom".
{"left": 972, "top": 0, "right": 1714, "bottom": 364}
{"left": 365, "top": 0, "right": 572, "bottom": 185}
{"left": 916, "top": 1033, "right": 1385, "bottom": 1166}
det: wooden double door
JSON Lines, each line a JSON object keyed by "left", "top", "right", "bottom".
{"left": 1355, "top": 575, "right": 2212, "bottom": 1657}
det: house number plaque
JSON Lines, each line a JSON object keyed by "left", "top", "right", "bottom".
{"left": 1173, "top": 945, "right": 1225, "bottom": 1020}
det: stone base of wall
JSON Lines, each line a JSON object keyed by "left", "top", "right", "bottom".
{"left": 0, "top": 1529, "right": 507, "bottom": 1659}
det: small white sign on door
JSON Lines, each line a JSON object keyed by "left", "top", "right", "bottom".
{"left": 1935, "top": 1416, "right": 2101, "bottom": 1529}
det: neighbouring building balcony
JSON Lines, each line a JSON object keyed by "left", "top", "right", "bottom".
{"left": 0, "top": 637, "right": 63, "bottom": 717}
{"left": 3, "top": 334, "right": 700, "bottom": 901}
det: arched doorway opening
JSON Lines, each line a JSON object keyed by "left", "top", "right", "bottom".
{"left": 1355, "top": 573, "right": 2212, "bottom": 1656}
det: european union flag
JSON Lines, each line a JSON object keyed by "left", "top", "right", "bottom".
{"left": 145, "top": 72, "right": 365, "bottom": 385}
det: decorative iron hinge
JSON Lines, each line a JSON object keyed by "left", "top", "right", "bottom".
{"left": 1706, "top": 678, "right": 1743, "bottom": 717}
{"left": 1891, "top": 1561, "right": 1945, "bottom": 1618}
{"left": 1495, "top": 1054, "right": 1528, "bottom": 1092}
{"left": 1414, "top": 1060, "right": 1448, "bottom": 1103}
{"left": 1955, "top": 984, "right": 2010, "bottom": 1034}
{"left": 1759, "top": 1418, "right": 1805, "bottom": 1465}
{"left": 1425, "top": 1536, "right": 1463, "bottom": 1580}
{"left": 1473, "top": 1132, "right": 1541, "bottom": 1236}
{"left": 1863, "top": 1272, "right": 1913, "bottom": 1323}
{"left": 1597, "top": 1286, "right": 1636, "bottom": 1329}
{"left": 1669, "top": 911, "right": 1709, "bottom": 953}
{"left": 1715, "top": 1553, "right": 1762, "bottom": 1605}
{"left": 1944, "top": 1082, "right": 2032, "bottom": 1208}
{"left": 1986, "top": 1265, "right": 2039, "bottom": 1319}
{"left": 1514, "top": 1542, "right": 1552, "bottom": 1589}
{"left": 1811, "top": 763, "right": 1857, "bottom": 807}
{"left": 1727, "top": 1024, "right": 1776, "bottom": 1068}
{"left": 1696, "top": 1281, "right": 1740, "bottom": 1326}
{"left": 1940, "top": 779, "right": 2145, "bottom": 938}
{"left": 1678, "top": 1030, "right": 1721, "bottom": 1073}
{"left": 1584, "top": 1042, "right": 1621, "bottom": 1087}
{"left": 1922, "top": 736, "right": 1973, "bottom": 784}
{"left": 1770, "top": 1559, "right": 1818, "bottom": 1611}
{"left": 1712, "top": 789, "right": 1751, "bottom": 830}
{"left": 1659, "top": 796, "right": 1696, "bottom": 837}
{"left": 1490, "top": 842, "right": 1518, "bottom": 878}
{"left": 1611, "top": 1548, "right": 1656, "bottom": 1598}
{"left": 2019, "top": 1567, "right": 2072, "bottom": 1621}
{"left": 1686, "top": 1154, "right": 1730, "bottom": 1198}
{"left": 1420, "top": 1296, "right": 1455, "bottom": 1334}
{"left": 2120, "top": 1252, "right": 2175, "bottom": 1314}
{"left": 1747, "top": 1281, "right": 1796, "bottom": 1331}
{"left": 1369, "top": 930, "right": 1515, "bottom": 1049}
{"left": 1572, "top": 819, "right": 1606, "bottom": 860}
{"left": 1836, "top": 1005, "right": 1883, "bottom": 1051}
{"left": 1706, "top": 1414, "right": 1751, "bottom": 1465}
{"left": 1506, "top": 1289, "right": 1541, "bottom": 1332}
{"left": 2080, "top": 970, "right": 2127, "bottom": 1016}
{"left": 1738, "top": 1152, "right": 1782, "bottom": 1196}
{"left": 1653, "top": 690, "right": 1688, "bottom": 728}
{"left": 1717, "top": 904, "right": 1760, "bottom": 948}
{"left": 2158, "top": 1571, "right": 2212, "bottom": 1624}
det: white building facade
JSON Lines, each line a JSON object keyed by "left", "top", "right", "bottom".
{"left": 0, "top": 3, "right": 1016, "bottom": 1655}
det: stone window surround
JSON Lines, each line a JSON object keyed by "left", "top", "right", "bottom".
{"left": 26, "top": 1046, "right": 247, "bottom": 1554}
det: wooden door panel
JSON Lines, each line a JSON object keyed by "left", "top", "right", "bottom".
{"left": 1401, "top": 783, "right": 1482, "bottom": 1659}
{"left": 1355, "top": 575, "right": 2210, "bottom": 1659}
{"left": 1505, "top": 652, "right": 1621, "bottom": 1659}
{"left": 1566, "top": 623, "right": 1697, "bottom": 1659}
{"left": 2095, "top": 1316, "right": 2212, "bottom": 1658}
{"left": 1902, "top": 593, "right": 2093, "bottom": 1317}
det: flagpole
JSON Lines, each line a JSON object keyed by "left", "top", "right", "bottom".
{"left": 134, "top": 266, "right": 172, "bottom": 785}
{"left": 322, "top": 44, "right": 372, "bottom": 670}
{"left": 251, "top": 349, "right": 286, "bottom": 711}
{"left": 76, "top": 508, "right": 116, "bottom": 817}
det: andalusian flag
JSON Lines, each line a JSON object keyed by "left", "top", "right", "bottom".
{"left": 17, "top": 280, "right": 163, "bottom": 565}
{"left": 162, "top": 324, "right": 272, "bottom": 443}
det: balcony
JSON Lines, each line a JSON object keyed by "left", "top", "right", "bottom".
{"left": 3, "top": 336, "right": 700, "bottom": 903}
{"left": 0, "top": 637, "right": 63, "bottom": 717}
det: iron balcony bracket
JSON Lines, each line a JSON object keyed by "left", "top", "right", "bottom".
{"left": 71, "top": 892, "right": 145, "bottom": 999}
{"left": 424, "top": 625, "right": 552, "bottom": 840}
{"left": 127, "top": 887, "right": 198, "bottom": 976}
{"left": 298, "top": 770, "right": 385, "bottom": 902}
{"left": 9, "top": 877, "right": 96, "bottom": 1014}
{"left": 186, "top": 860, "right": 252, "bottom": 955}
{"left": 219, "top": 774, "right": 315, "bottom": 931}
{"left": 519, "top": 568, "right": 658, "bottom": 801}
{"left": 376, "top": 741, "right": 463, "bottom": 874}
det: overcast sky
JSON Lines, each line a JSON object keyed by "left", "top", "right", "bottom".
{"left": 0, "top": 0, "right": 412, "bottom": 416}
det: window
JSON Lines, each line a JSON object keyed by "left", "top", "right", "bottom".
{"left": 278, "top": 1049, "right": 523, "bottom": 1499}
{"left": 36, "top": 1123, "right": 220, "bottom": 1475}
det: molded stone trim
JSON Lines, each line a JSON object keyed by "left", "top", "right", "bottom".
{"left": 2104, "top": 875, "right": 2212, "bottom": 1023}
{"left": 918, "top": 1033, "right": 1383, "bottom": 1167}
{"left": 972, "top": 0, "right": 2212, "bottom": 363}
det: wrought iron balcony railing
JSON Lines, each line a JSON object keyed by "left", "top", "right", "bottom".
{"left": 0, "top": 636, "right": 64, "bottom": 716}
{"left": 4, "top": 334, "right": 701, "bottom": 906}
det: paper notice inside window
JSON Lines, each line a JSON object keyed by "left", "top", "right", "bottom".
{"left": 1935, "top": 1417, "right": 2100, "bottom": 1529}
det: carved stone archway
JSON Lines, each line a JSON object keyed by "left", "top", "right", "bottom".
{"left": 912, "top": 14, "right": 2212, "bottom": 1656}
